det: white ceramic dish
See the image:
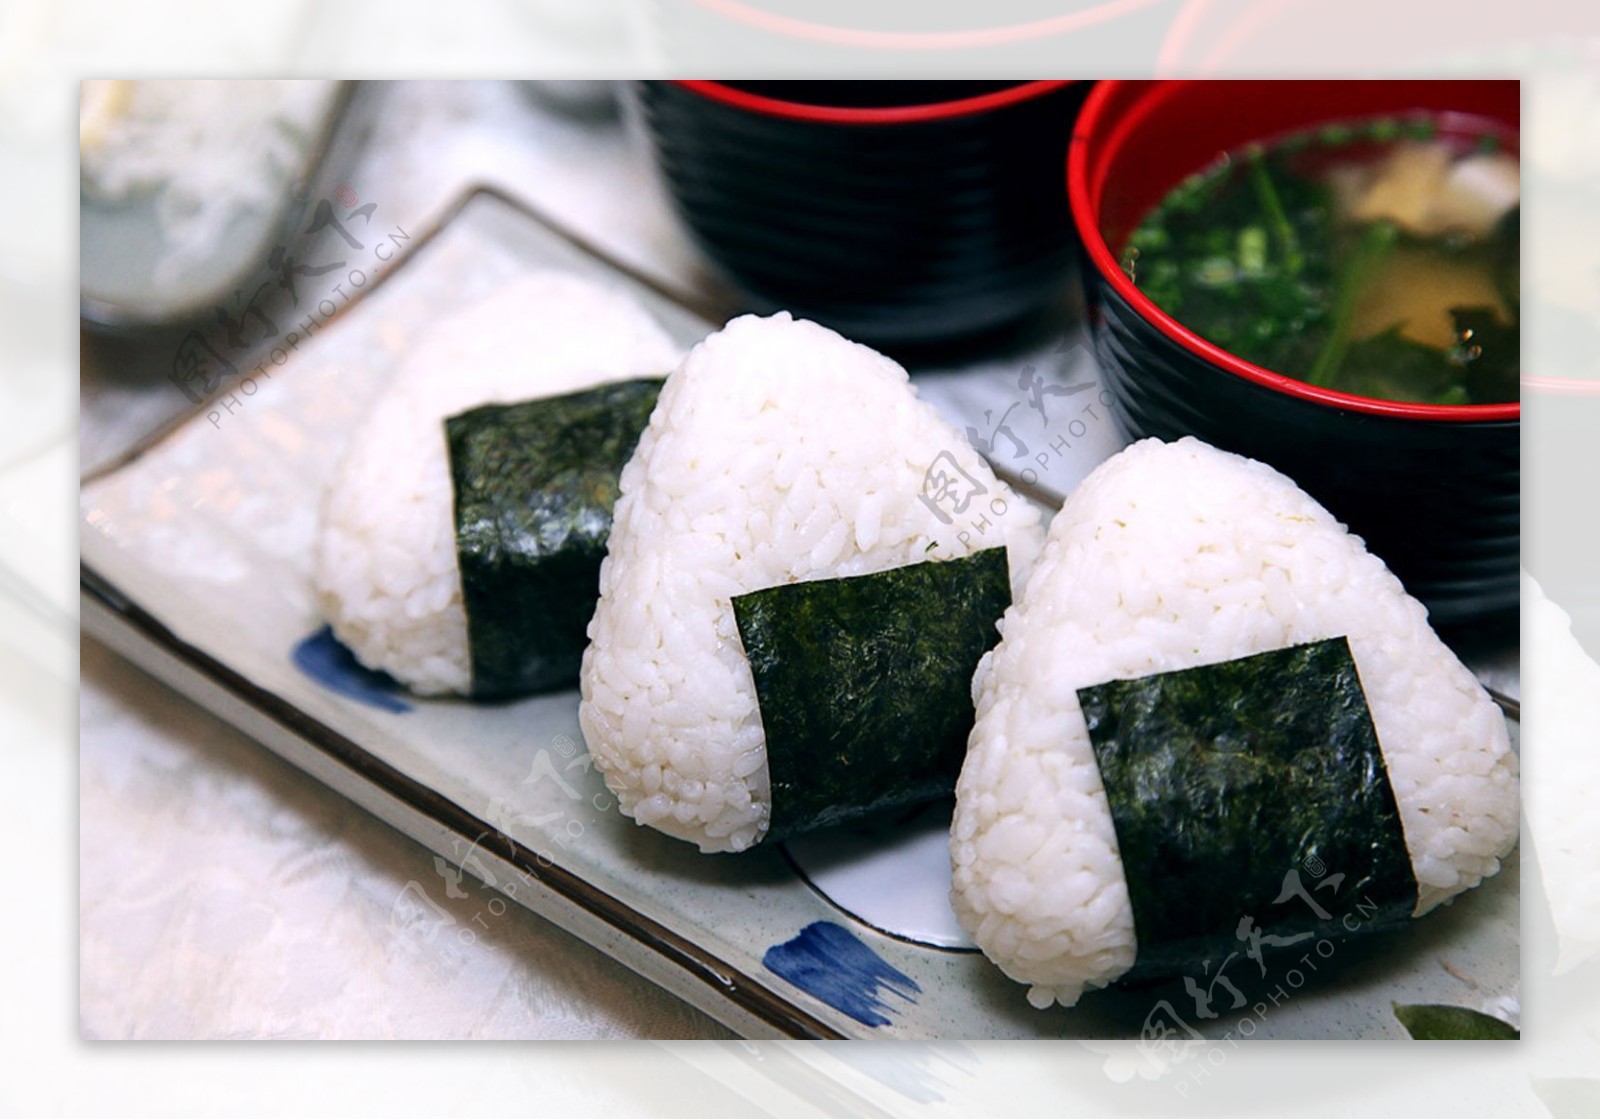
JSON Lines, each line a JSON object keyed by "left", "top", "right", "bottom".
{"left": 79, "top": 186, "right": 1519, "bottom": 1039}
{"left": 79, "top": 80, "right": 364, "bottom": 332}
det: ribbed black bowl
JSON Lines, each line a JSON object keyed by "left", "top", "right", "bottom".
{"left": 634, "top": 80, "right": 1088, "bottom": 349}
{"left": 1096, "top": 283, "right": 1519, "bottom": 624}
{"left": 1070, "top": 80, "right": 1520, "bottom": 626}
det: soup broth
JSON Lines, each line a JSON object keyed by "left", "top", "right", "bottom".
{"left": 1121, "top": 117, "right": 1520, "bottom": 406}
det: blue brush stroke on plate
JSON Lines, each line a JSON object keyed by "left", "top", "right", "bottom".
{"left": 292, "top": 626, "right": 412, "bottom": 713}
{"left": 763, "top": 921, "right": 920, "bottom": 1028}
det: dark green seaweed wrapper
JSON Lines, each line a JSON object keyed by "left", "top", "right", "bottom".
{"left": 1077, "top": 638, "right": 1418, "bottom": 981}
{"left": 733, "top": 547, "right": 1011, "bottom": 844}
{"left": 446, "top": 377, "right": 662, "bottom": 699}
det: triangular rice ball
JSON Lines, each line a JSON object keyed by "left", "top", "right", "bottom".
{"left": 316, "top": 273, "right": 679, "bottom": 696}
{"left": 581, "top": 313, "right": 1044, "bottom": 852}
{"left": 952, "top": 436, "right": 1518, "bottom": 1009}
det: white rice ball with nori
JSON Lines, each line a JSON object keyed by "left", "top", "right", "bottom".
{"left": 952, "top": 436, "right": 1519, "bottom": 1009}
{"left": 580, "top": 312, "right": 1045, "bottom": 853}
{"left": 315, "top": 272, "right": 680, "bottom": 696}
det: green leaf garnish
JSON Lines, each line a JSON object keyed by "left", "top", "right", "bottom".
{"left": 1393, "top": 1002, "right": 1519, "bottom": 1040}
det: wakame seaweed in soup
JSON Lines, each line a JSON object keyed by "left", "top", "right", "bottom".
{"left": 1121, "top": 116, "right": 1520, "bottom": 405}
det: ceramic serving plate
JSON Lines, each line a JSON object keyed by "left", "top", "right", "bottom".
{"left": 80, "top": 186, "right": 1519, "bottom": 1039}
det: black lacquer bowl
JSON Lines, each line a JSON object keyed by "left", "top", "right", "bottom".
{"left": 1069, "top": 80, "right": 1521, "bottom": 626}
{"left": 634, "top": 80, "right": 1088, "bottom": 350}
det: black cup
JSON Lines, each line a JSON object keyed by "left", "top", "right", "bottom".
{"left": 634, "top": 80, "right": 1088, "bottom": 350}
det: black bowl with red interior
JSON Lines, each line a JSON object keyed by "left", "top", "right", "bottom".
{"left": 634, "top": 80, "right": 1088, "bottom": 350}
{"left": 1070, "top": 80, "right": 1520, "bottom": 627}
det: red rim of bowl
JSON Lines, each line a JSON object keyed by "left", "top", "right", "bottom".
{"left": 673, "top": 79, "right": 1076, "bottom": 125}
{"left": 1067, "top": 80, "right": 1521, "bottom": 423}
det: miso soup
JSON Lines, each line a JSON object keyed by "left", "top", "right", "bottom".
{"left": 1121, "top": 118, "right": 1520, "bottom": 406}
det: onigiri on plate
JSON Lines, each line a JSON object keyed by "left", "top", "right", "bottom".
{"left": 580, "top": 312, "right": 1046, "bottom": 853}
{"left": 315, "top": 272, "right": 680, "bottom": 698}
{"left": 951, "top": 436, "right": 1518, "bottom": 1009}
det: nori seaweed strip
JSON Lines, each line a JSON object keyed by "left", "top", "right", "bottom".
{"left": 447, "top": 378, "right": 662, "bottom": 699}
{"left": 734, "top": 547, "right": 1011, "bottom": 844}
{"left": 1077, "top": 638, "right": 1418, "bottom": 981}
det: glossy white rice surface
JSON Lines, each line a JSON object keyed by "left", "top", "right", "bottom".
{"left": 315, "top": 272, "right": 680, "bottom": 695}
{"left": 580, "top": 312, "right": 1045, "bottom": 853}
{"left": 952, "top": 436, "right": 1519, "bottom": 1009}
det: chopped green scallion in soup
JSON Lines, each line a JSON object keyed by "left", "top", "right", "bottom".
{"left": 1121, "top": 117, "right": 1520, "bottom": 406}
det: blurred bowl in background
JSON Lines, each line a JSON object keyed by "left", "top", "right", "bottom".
{"left": 633, "top": 79, "right": 1089, "bottom": 350}
{"left": 79, "top": 80, "right": 368, "bottom": 334}
{"left": 1070, "top": 79, "right": 1520, "bottom": 626}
